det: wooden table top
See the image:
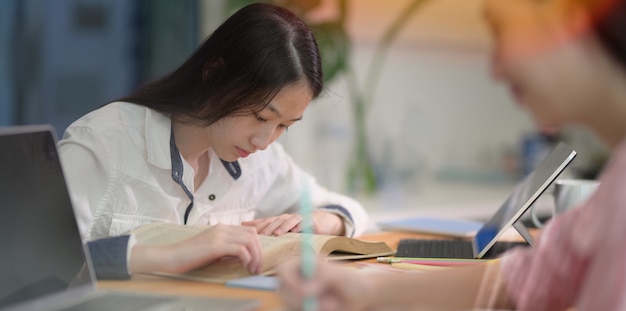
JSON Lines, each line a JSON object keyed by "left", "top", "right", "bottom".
{"left": 98, "top": 230, "right": 531, "bottom": 311}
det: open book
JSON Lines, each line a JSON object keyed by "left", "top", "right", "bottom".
{"left": 131, "top": 222, "right": 395, "bottom": 283}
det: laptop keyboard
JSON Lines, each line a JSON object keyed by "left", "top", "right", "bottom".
{"left": 395, "top": 239, "right": 529, "bottom": 259}
{"left": 63, "top": 292, "right": 174, "bottom": 311}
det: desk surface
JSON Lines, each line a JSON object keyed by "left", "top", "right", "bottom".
{"left": 98, "top": 231, "right": 526, "bottom": 311}
{"left": 98, "top": 231, "right": 428, "bottom": 311}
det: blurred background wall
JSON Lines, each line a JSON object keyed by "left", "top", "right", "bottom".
{"left": 0, "top": 0, "right": 607, "bottom": 207}
{"left": 0, "top": 0, "right": 198, "bottom": 132}
{"left": 270, "top": 0, "right": 535, "bottom": 195}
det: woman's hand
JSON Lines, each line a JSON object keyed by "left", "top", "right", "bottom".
{"left": 277, "top": 258, "right": 374, "bottom": 311}
{"left": 130, "top": 224, "right": 263, "bottom": 275}
{"left": 241, "top": 210, "right": 345, "bottom": 236}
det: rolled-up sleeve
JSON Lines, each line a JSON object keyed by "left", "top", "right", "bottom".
{"left": 308, "top": 185, "right": 368, "bottom": 237}
{"left": 86, "top": 235, "right": 134, "bottom": 280}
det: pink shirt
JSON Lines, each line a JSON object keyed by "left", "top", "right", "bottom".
{"left": 502, "top": 140, "right": 626, "bottom": 310}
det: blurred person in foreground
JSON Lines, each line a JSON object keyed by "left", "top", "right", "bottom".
{"left": 277, "top": 0, "right": 626, "bottom": 310}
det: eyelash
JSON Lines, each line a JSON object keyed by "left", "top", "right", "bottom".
{"left": 255, "top": 114, "right": 289, "bottom": 131}
{"left": 255, "top": 114, "right": 267, "bottom": 123}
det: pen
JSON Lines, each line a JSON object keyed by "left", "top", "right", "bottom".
{"left": 377, "top": 257, "right": 488, "bottom": 264}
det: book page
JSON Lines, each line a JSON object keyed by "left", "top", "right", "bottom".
{"left": 132, "top": 222, "right": 206, "bottom": 246}
{"left": 132, "top": 223, "right": 394, "bottom": 282}
{"left": 257, "top": 234, "right": 298, "bottom": 248}
{"left": 319, "top": 235, "right": 395, "bottom": 259}
{"left": 257, "top": 233, "right": 307, "bottom": 271}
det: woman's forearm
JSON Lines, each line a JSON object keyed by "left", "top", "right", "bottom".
{"left": 129, "top": 244, "right": 177, "bottom": 275}
{"left": 366, "top": 262, "right": 514, "bottom": 310}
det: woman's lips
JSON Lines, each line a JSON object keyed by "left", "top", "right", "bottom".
{"left": 236, "top": 147, "right": 251, "bottom": 158}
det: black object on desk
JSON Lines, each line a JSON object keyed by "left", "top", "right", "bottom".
{"left": 395, "top": 239, "right": 529, "bottom": 259}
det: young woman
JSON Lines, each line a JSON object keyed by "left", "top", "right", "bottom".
{"left": 58, "top": 3, "right": 368, "bottom": 279}
{"left": 277, "top": 0, "right": 626, "bottom": 309}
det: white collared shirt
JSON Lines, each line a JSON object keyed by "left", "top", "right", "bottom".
{"left": 58, "top": 102, "right": 367, "bottom": 241}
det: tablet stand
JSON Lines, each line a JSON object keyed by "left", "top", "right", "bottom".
{"left": 513, "top": 221, "right": 535, "bottom": 246}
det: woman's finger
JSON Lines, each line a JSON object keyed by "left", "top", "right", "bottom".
{"left": 274, "top": 214, "right": 302, "bottom": 235}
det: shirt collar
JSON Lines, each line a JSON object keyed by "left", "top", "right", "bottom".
{"left": 220, "top": 159, "right": 241, "bottom": 180}
{"left": 143, "top": 107, "right": 242, "bottom": 180}
{"left": 144, "top": 108, "right": 172, "bottom": 170}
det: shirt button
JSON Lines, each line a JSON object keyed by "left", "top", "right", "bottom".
{"left": 208, "top": 194, "right": 216, "bottom": 201}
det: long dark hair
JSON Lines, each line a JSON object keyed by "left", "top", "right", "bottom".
{"left": 118, "top": 2, "right": 322, "bottom": 126}
{"left": 594, "top": 0, "right": 626, "bottom": 70}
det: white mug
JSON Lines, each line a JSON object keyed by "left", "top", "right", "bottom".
{"left": 531, "top": 179, "right": 600, "bottom": 228}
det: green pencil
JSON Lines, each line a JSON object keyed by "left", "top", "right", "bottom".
{"left": 300, "top": 178, "right": 316, "bottom": 311}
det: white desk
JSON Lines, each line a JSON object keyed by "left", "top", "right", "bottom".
{"left": 355, "top": 180, "right": 555, "bottom": 233}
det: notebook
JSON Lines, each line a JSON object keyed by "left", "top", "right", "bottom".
{"left": 394, "top": 142, "right": 577, "bottom": 259}
{"left": 0, "top": 125, "right": 260, "bottom": 311}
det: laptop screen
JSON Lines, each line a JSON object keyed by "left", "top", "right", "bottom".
{"left": 0, "top": 126, "right": 93, "bottom": 308}
{"left": 473, "top": 142, "right": 577, "bottom": 258}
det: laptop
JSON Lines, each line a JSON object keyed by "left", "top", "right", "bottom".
{"left": 394, "top": 142, "right": 577, "bottom": 259}
{"left": 0, "top": 125, "right": 260, "bottom": 311}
